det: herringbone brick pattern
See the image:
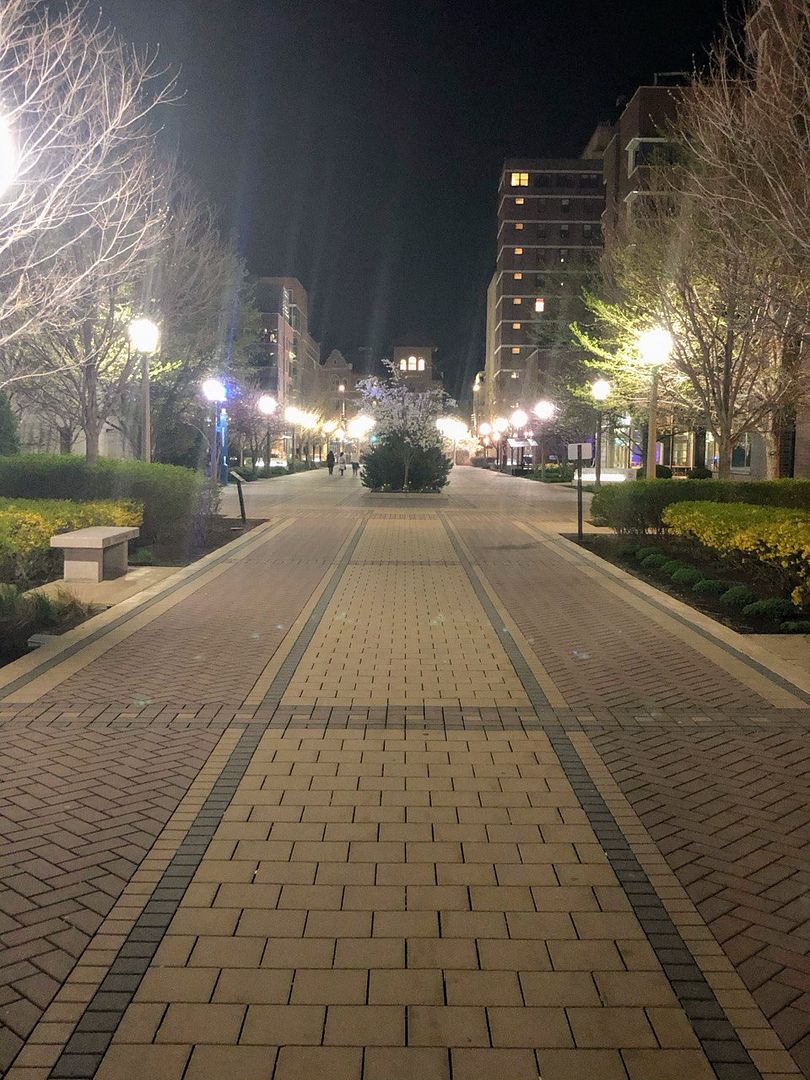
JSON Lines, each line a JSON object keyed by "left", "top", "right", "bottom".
{"left": 592, "top": 726, "right": 810, "bottom": 1076}
{"left": 0, "top": 723, "right": 219, "bottom": 1072}
{"left": 39, "top": 514, "right": 351, "bottom": 708}
{"left": 454, "top": 516, "right": 772, "bottom": 712}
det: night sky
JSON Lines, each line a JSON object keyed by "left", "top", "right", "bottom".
{"left": 100, "top": 0, "right": 734, "bottom": 397}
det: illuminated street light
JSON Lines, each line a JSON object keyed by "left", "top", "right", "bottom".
{"left": 323, "top": 419, "right": 338, "bottom": 435}
{"left": 284, "top": 405, "right": 301, "bottom": 424}
{"left": 590, "top": 379, "right": 612, "bottom": 489}
{"left": 532, "top": 400, "right": 556, "bottom": 481}
{"left": 478, "top": 422, "right": 492, "bottom": 436}
{"left": 510, "top": 409, "right": 528, "bottom": 429}
{"left": 202, "top": 378, "right": 227, "bottom": 402}
{"left": 347, "top": 414, "right": 375, "bottom": 440}
{"left": 638, "top": 328, "right": 673, "bottom": 479}
{"left": 201, "top": 378, "right": 227, "bottom": 480}
{"left": 0, "top": 115, "right": 17, "bottom": 197}
{"left": 127, "top": 318, "right": 160, "bottom": 463}
{"left": 257, "top": 393, "right": 277, "bottom": 416}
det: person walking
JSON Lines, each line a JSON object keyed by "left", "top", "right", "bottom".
{"left": 338, "top": 450, "right": 346, "bottom": 476}
{"left": 326, "top": 449, "right": 335, "bottom": 476}
{"left": 351, "top": 456, "right": 360, "bottom": 477}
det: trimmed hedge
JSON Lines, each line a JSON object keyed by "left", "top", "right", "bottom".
{"left": 591, "top": 478, "right": 810, "bottom": 535}
{"left": 0, "top": 497, "right": 141, "bottom": 588}
{"left": 0, "top": 455, "right": 211, "bottom": 547}
{"left": 663, "top": 501, "right": 810, "bottom": 607}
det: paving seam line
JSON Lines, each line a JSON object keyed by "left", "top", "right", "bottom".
{"left": 261, "top": 515, "right": 370, "bottom": 707}
{"left": 570, "top": 730, "right": 803, "bottom": 1079}
{"left": 3, "top": 724, "right": 240, "bottom": 1079}
{"left": 38, "top": 539, "right": 378, "bottom": 1077}
{"left": 438, "top": 514, "right": 554, "bottom": 708}
{"left": 0, "top": 516, "right": 295, "bottom": 702}
{"left": 44, "top": 722, "right": 268, "bottom": 1080}
{"left": 529, "top": 523, "right": 810, "bottom": 708}
{"left": 445, "top": 515, "right": 763, "bottom": 1080}
{"left": 244, "top": 515, "right": 368, "bottom": 707}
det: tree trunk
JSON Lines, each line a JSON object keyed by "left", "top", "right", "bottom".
{"left": 716, "top": 434, "right": 734, "bottom": 480}
{"left": 764, "top": 427, "right": 781, "bottom": 480}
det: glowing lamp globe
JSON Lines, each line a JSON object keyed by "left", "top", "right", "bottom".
{"left": 257, "top": 394, "right": 277, "bottom": 416}
{"left": 493, "top": 417, "right": 509, "bottom": 434}
{"left": 128, "top": 317, "right": 160, "bottom": 354}
{"left": 478, "top": 422, "right": 492, "bottom": 436}
{"left": 638, "top": 327, "right": 673, "bottom": 366}
{"left": 533, "top": 400, "right": 555, "bottom": 422}
{"left": 202, "top": 378, "right": 226, "bottom": 403}
{"left": 510, "top": 409, "right": 528, "bottom": 429}
{"left": 591, "top": 379, "right": 611, "bottom": 403}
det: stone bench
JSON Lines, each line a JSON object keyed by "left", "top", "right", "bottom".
{"left": 50, "top": 526, "right": 140, "bottom": 582}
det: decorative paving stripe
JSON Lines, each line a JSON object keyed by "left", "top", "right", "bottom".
{"left": 438, "top": 515, "right": 550, "bottom": 708}
{"left": 0, "top": 518, "right": 293, "bottom": 702}
{"left": 445, "top": 516, "right": 764, "bottom": 1080}
{"left": 259, "top": 516, "right": 369, "bottom": 705}
{"left": 44, "top": 532, "right": 371, "bottom": 1077}
{"left": 46, "top": 721, "right": 267, "bottom": 1080}
{"left": 538, "top": 526, "right": 810, "bottom": 709}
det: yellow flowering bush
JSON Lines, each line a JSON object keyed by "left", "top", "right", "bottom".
{"left": 0, "top": 498, "right": 142, "bottom": 588}
{"left": 662, "top": 501, "right": 810, "bottom": 607}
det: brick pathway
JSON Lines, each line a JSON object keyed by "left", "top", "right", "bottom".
{"left": 0, "top": 467, "right": 808, "bottom": 1079}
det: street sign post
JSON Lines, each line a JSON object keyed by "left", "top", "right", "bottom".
{"left": 567, "top": 443, "right": 590, "bottom": 543}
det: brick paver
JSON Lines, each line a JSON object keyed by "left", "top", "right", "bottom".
{"left": 1, "top": 467, "right": 808, "bottom": 1079}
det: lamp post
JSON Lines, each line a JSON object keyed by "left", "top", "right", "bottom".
{"left": 532, "top": 399, "right": 555, "bottom": 482}
{"left": 338, "top": 383, "right": 346, "bottom": 421}
{"left": 128, "top": 317, "right": 160, "bottom": 463}
{"left": 493, "top": 416, "right": 508, "bottom": 469}
{"left": 509, "top": 409, "right": 528, "bottom": 470}
{"left": 590, "top": 379, "right": 611, "bottom": 490}
{"left": 202, "top": 378, "right": 227, "bottom": 481}
{"left": 0, "top": 114, "right": 17, "bottom": 197}
{"left": 257, "top": 393, "right": 277, "bottom": 475}
{"left": 478, "top": 422, "right": 492, "bottom": 462}
{"left": 638, "top": 328, "right": 673, "bottom": 480}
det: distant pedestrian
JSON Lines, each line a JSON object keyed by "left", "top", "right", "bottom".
{"left": 351, "top": 457, "right": 360, "bottom": 476}
{"left": 326, "top": 449, "right": 335, "bottom": 476}
{"left": 338, "top": 451, "right": 346, "bottom": 476}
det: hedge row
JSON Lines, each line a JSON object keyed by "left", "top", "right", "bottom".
{"left": 0, "top": 497, "right": 141, "bottom": 588}
{"left": 0, "top": 455, "right": 211, "bottom": 547}
{"left": 591, "top": 478, "right": 810, "bottom": 535}
{"left": 662, "top": 501, "right": 810, "bottom": 607}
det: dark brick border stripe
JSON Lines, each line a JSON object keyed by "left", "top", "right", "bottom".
{"left": 47, "top": 722, "right": 267, "bottom": 1079}
{"left": 547, "top": 531, "right": 810, "bottom": 709}
{"left": 439, "top": 515, "right": 550, "bottom": 708}
{"left": 259, "top": 516, "right": 368, "bottom": 704}
{"left": 446, "top": 517, "right": 763, "bottom": 1080}
{"left": 45, "top": 525, "right": 370, "bottom": 1078}
{"left": 0, "top": 520, "right": 291, "bottom": 702}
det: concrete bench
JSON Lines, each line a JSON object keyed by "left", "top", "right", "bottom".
{"left": 50, "top": 526, "right": 140, "bottom": 582}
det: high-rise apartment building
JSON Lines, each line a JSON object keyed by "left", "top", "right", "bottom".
{"left": 484, "top": 156, "right": 604, "bottom": 419}
{"left": 255, "top": 277, "right": 320, "bottom": 407}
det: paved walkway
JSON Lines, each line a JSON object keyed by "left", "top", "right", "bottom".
{"left": 1, "top": 467, "right": 809, "bottom": 1080}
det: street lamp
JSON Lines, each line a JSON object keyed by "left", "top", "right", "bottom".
{"left": 508, "top": 410, "right": 528, "bottom": 470}
{"left": 590, "top": 379, "right": 611, "bottom": 490}
{"left": 0, "top": 114, "right": 17, "bottom": 197}
{"left": 493, "top": 416, "right": 508, "bottom": 469}
{"left": 532, "top": 399, "right": 556, "bottom": 482}
{"left": 638, "top": 328, "right": 673, "bottom": 480}
{"left": 257, "top": 394, "right": 277, "bottom": 475}
{"left": 202, "top": 378, "right": 227, "bottom": 480}
{"left": 338, "top": 383, "right": 346, "bottom": 420}
{"left": 128, "top": 317, "right": 160, "bottom": 463}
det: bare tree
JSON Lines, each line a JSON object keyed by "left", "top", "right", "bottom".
{"left": 0, "top": 0, "right": 175, "bottom": 354}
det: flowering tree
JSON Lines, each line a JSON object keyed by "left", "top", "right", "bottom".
{"left": 357, "top": 364, "right": 453, "bottom": 490}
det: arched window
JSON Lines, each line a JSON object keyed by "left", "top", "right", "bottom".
{"left": 417, "top": 357, "right": 425, "bottom": 371}
{"left": 408, "top": 355, "right": 417, "bottom": 371}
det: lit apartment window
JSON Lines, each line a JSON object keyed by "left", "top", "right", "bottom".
{"left": 513, "top": 298, "right": 522, "bottom": 305}
{"left": 513, "top": 272, "right": 523, "bottom": 280}
{"left": 560, "top": 224, "right": 569, "bottom": 237}
{"left": 512, "top": 322, "right": 521, "bottom": 330}
{"left": 559, "top": 249, "right": 568, "bottom": 263}
{"left": 510, "top": 171, "right": 529, "bottom": 187}
{"left": 514, "top": 247, "right": 523, "bottom": 255}
{"left": 511, "top": 371, "right": 520, "bottom": 379}
{"left": 515, "top": 197, "right": 525, "bottom": 205}
{"left": 399, "top": 359, "right": 407, "bottom": 370}
{"left": 515, "top": 222, "right": 524, "bottom": 230}
{"left": 417, "top": 357, "right": 425, "bottom": 371}
{"left": 535, "top": 298, "right": 545, "bottom": 313}
{"left": 511, "top": 347, "right": 520, "bottom": 354}
{"left": 408, "top": 355, "right": 417, "bottom": 371}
